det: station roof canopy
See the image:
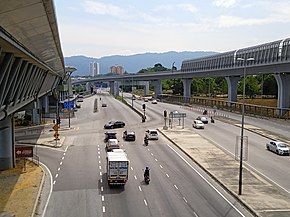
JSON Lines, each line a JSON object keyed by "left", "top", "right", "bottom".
{"left": 0, "top": 0, "right": 65, "bottom": 76}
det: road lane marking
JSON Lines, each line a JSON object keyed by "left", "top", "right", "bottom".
{"left": 61, "top": 156, "right": 64, "bottom": 160}
{"left": 60, "top": 161, "right": 62, "bottom": 165}
{"left": 65, "top": 146, "right": 68, "bottom": 152}
{"left": 134, "top": 175, "right": 137, "bottom": 180}
{"left": 174, "top": 184, "right": 178, "bottom": 190}
{"left": 144, "top": 199, "right": 148, "bottom": 206}
{"left": 155, "top": 158, "right": 158, "bottom": 161}
{"left": 102, "top": 206, "right": 105, "bottom": 213}
{"left": 63, "top": 152, "right": 66, "bottom": 156}
{"left": 98, "top": 156, "right": 100, "bottom": 159}
{"left": 183, "top": 197, "right": 188, "bottom": 203}
{"left": 151, "top": 153, "right": 154, "bottom": 156}
{"left": 99, "top": 160, "right": 101, "bottom": 164}
{"left": 100, "top": 178, "right": 103, "bottom": 183}
{"left": 159, "top": 165, "right": 163, "bottom": 169}
{"left": 100, "top": 172, "right": 102, "bottom": 176}
{"left": 131, "top": 167, "right": 134, "bottom": 170}
{"left": 139, "top": 186, "right": 142, "bottom": 191}
{"left": 166, "top": 144, "right": 245, "bottom": 217}
{"left": 147, "top": 148, "right": 150, "bottom": 151}
{"left": 99, "top": 166, "right": 102, "bottom": 170}
{"left": 98, "top": 151, "right": 100, "bottom": 155}
{"left": 57, "top": 167, "right": 60, "bottom": 171}
{"left": 53, "top": 180, "right": 56, "bottom": 185}
{"left": 55, "top": 174, "right": 58, "bottom": 178}
{"left": 102, "top": 196, "right": 104, "bottom": 201}
{"left": 39, "top": 162, "right": 53, "bottom": 217}
{"left": 101, "top": 186, "right": 104, "bottom": 192}
{"left": 98, "top": 147, "right": 100, "bottom": 151}
{"left": 166, "top": 173, "right": 170, "bottom": 178}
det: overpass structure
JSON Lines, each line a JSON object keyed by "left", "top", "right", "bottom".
{"left": 76, "top": 38, "right": 290, "bottom": 112}
{"left": 0, "top": 0, "right": 64, "bottom": 169}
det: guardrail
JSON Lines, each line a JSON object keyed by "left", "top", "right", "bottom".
{"left": 159, "top": 95, "right": 290, "bottom": 120}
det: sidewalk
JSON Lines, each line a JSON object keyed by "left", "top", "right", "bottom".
{"left": 159, "top": 126, "right": 290, "bottom": 217}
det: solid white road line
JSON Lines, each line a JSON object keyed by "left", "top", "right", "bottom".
{"left": 166, "top": 144, "right": 245, "bottom": 217}
{"left": 40, "top": 162, "right": 53, "bottom": 217}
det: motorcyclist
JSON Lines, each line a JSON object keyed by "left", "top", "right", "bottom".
{"left": 144, "top": 136, "right": 149, "bottom": 146}
{"left": 211, "top": 116, "right": 215, "bottom": 123}
{"left": 144, "top": 166, "right": 150, "bottom": 179}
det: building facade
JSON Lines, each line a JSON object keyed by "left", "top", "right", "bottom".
{"left": 90, "top": 61, "right": 99, "bottom": 76}
{"left": 110, "top": 65, "right": 124, "bottom": 75}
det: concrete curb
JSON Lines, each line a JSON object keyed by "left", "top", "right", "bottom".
{"left": 157, "top": 128, "right": 259, "bottom": 217}
{"left": 30, "top": 160, "right": 46, "bottom": 217}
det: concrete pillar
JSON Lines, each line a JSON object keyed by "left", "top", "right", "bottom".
{"left": 32, "top": 99, "right": 40, "bottom": 124}
{"left": 144, "top": 81, "right": 150, "bottom": 96}
{"left": 274, "top": 73, "right": 290, "bottom": 116}
{"left": 109, "top": 81, "right": 114, "bottom": 95}
{"left": 225, "top": 76, "right": 240, "bottom": 102}
{"left": 0, "top": 115, "right": 14, "bottom": 170}
{"left": 182, "top": 78, "right": 192, "bottom": 102}
{"left": 43, "top": 95, "right": 49, "bottom": 113}
{"left": 153, "top": 80, "right": 162, "bottom": 99}
{"left": 114, "top": 81, "right": 120, "bottom": 96}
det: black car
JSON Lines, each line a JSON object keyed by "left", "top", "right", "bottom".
{"left": 104, "top": 121, "right": 126, "bottom": 129}
{"left": 123, "top": 130, "right": 136, "bottom": 141}
{"left": 104, "top": 131, "right": 117, "bottom": 142}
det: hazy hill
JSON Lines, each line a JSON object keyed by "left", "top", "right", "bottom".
{"left": 64, "top": 51, "right": 218, "bottom": 76}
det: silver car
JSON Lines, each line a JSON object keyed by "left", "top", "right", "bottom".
{"left": 193, "top": 120, "right": 204, "bottom": 129}
{"left": 266, "top": 141, "right": 290, "bottom": 155}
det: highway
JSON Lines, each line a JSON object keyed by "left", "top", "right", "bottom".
{"left": 34, "top": 91, "right": 290, "bottom": 217}
{"left": 128, "top": 94, "right": 290, "bottom": 193}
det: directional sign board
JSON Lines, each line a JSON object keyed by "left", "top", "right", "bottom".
{"left": 15, "top": 146, "right": 33, "bottom": 158}
{"left": 169, "top": 112, "right": 186, "bottom": 118}
{"left": 63, "top": 101, "right": 74, "bottom": 109}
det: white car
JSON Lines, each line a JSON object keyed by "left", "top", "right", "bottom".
{"left": 152, "top": 99, "right": 157, "bottom": 104}
{"left": 106, "top": 139, "right": 120, "bottom": 151}
{"left": 266, "top": 141, "right": 289, "bottom": 155}
{"left": 193, "top": 120, "right": 204, "bottom": 129}
{"left": 145, "top": 129, "right": 158, "bottom": 140}
{"left": 196, "top": 116, "right": 208, "bottom": 124}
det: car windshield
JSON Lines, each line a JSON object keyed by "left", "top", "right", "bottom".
{"left": 278, "top": 143, "right": 287, "bottom": 148}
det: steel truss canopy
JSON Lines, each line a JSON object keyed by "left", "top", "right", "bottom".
{"left": 0, "top": 0, "right": 65, "bottom": 120}
{"left": 0, "top": 0, "right": 64, "bottom": 76}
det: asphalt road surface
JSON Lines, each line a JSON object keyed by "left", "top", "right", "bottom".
{"left": 35, "top": 92, "right": 263, "bottom": 217}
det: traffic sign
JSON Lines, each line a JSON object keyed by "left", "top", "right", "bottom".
{"left": 15, "top": 146, "right": 33, "bottom": 158}
{"left": 53, "top": 124, "right": 59, "bottom": 131}
{"left": 64, "top": 101, "right": 74, "bottom": 109}
{"left": 54, "top": 132, "right": 60, "bottom": 139}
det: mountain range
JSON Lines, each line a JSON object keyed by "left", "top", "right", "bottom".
{"left": 64, "top": 51, "right": 218, "bottom": 76}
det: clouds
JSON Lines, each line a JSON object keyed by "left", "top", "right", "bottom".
{"left": 55, "top": 0, "right": 290, "bottom": 58}
{"left": 213, "top": 0, "right": 240, "bottom": 8}
{"left": 83, "top": 1, "right": 126, "bottom": 17}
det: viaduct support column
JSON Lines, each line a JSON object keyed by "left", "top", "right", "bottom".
{"left": 109, "top": 81, "right": 115, "bottom": 95}
{"left": 0, "top": 115, "right": 14, "bottom": 170}
{"left": 152, "top": 80, "right": 162, "bottom": 99}
{"left": 274, "top": 73, "right": 290, "bottom": 116}
{"left": 144, "top": 81, "right": 150, "bottom": 96}
{"left": 32, "top": 99, "right": 41, "bottom": 124}
{"left": 114, "top": 81, "right": 120, "bottom": 96}
{"left": 225, "top": 76, "right": 240, "bottom": 102}
{"left": 182, "top": 78, "right": 192, "bottom": 103}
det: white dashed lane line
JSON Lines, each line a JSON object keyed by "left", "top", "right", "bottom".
{"left": 131, "top": 167, "right": 134, "bottom": 170}
{"left": 155, "top": 158, "right": 158, "bottom": 162}
{"left": 99, "top": 166, "right": 102, "bottom": 170}
{"left": 174, "top": 185, "right": 179, "bottom": 190}
{"left": 159, "top": 165, "right": 163, "bottom": 169}
{"left": 151, "top": 153, "right": 154, "bottom": 156}
{"left": 134, "top": 175, "right": 137, "bottom": 180}
{"left": 102, "top": 195, "right": 105, "bottom": 201}
{"left": 183, "top": 197, "right": 188, "bottom": 203}
{"left": 101, "top": 186, "right": 104, "bottom": 192}
{"left": 57, "top": 167, "right": 60, "bottom": 171}
{"left": 62, "top": 156, "right": 64, "bottom": 160}
{"left": 144, "top": 199, "right": 148, "bottom": 206}
{"left": 100, "top": 172, "right": 102, "bottom": 176}
{"left": 139, "top": 186, "right": 142, "bottom": 192}
{"left": 60, "top": 161, "right": 63, "bottom": 165}
{"left": 55, "top": 174, "right": 58, "bottom": 178}
{"left": 166, "top": 173, "right": 169, "bottom": 178}
{"left": 102, "top": 206, "right": 106, "bottom": 213}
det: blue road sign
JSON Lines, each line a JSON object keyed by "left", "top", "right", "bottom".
{"left": 64, "top": 101, "right": 74, "bottom": 109}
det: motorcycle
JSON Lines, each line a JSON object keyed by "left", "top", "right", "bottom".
{"left": 144, "top": 175, "right": 150, "bottom": 184}
{"left": 144, "top": 137, "right": 149, "bottom": 146}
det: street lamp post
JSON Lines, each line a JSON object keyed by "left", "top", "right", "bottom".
{"left": 65, "top": 66, "right": 77, "bottom": 129}
{"left": 131, "top": 77, "right": 134, "bottom": 107}
{"left": 237, "top": 57, "right": 254, "bottom": 195}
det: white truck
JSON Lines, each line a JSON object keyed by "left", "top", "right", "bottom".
{"left": 106, "top": 149, "right": 129, "bottom": 185}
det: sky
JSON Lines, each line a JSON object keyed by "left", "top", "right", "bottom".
{"left": 54, "top": 0, "right": 290, "bottom": 58}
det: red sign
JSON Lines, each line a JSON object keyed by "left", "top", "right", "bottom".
{"left": 15, "top": 146, "right": 33, "bottom": 158}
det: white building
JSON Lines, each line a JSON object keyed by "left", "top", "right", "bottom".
{"left": 90, "top": 61, "right": 99, "bottom": 77}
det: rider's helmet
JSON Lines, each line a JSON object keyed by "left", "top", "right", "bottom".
{"left": 146, "top": 166, "right": 149, "bottom": 170}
